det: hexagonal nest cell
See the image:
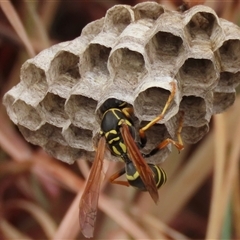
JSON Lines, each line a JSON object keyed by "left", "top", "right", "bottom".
{"left": 134, "top": 2, "right": 164, "bottom": 21}
{"left": 3, "top": 3, "right": 240, "bottom": 164}
{"left": 65, "top": 94, "right": 98, "bottom": 129}
{"left": 81, "top": 43, "right": 111, "bottom": 77}
{"left": 180, "top": 95, "right": 208, "bottom": 127}
{"left": 178, "top": 58, "right": 217, "bottom": 87}
{"left": 62, "top": 123, "right": 94, "bottom": 151}
{"left": 12, "top": 100, "right": 44, "bottom": 131}
{"left": 218, "top": 39, "right": 240, "bottom": 72}
{"left": 138, "top": 122, "right": 172, "bottom": 164}
{"left": 21, "top": 63, "right": 47, "bottom": 87}
{"left": 147, "top": 31, "right": 184, "bottom": 60}
{"left": 185, "top": 11, "right": 219, "bottom": 41}
{"left": 134, "top": 87, "right": 175, "bottom": 122}
{"left": 110, "top": 48, "right": 147, "bottom": 88}
{"left": 50, "top": 51, "right": 80, "bottom": 80}
{"left": 39, "top": 92, "right": 69, "bottom": 127}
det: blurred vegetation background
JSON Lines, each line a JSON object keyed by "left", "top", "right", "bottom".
{"left": 0, "top": 0, "right": 240, "bottom": 239}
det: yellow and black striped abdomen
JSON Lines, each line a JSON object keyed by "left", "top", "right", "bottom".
{"left": 126, "top": 163, "right": 167, "bottom": 190}
{"left": 151, "top": 165, "right": 167, "bottom": 189}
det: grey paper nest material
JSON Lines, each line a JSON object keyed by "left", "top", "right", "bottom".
{"left": 3, "top": 2, "right": 240, "bottom": 164}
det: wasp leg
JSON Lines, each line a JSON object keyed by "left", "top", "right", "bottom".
{"left": 109, "top": 167, "right": 130, "bottom": 187}
{"left": 143, "top": 111, "right": 184, "bottom": 157}
{"left": 122, "top": 107, "right": 134, "bottom": 118}
{"left": 143, "top": 138, "right": 183, "bottom": 158}
{"left": 139, "top": 82, "right": 176, "bottom": 144}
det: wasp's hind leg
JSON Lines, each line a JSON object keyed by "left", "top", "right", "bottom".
{"left": 109, "top": 167, "right": 130, "bottom": 187}
{"left": 143, "top": 111, "right": 184, "bottom": 158}
{"left": 138, "top": 82, "right": 177, "bottom": 147}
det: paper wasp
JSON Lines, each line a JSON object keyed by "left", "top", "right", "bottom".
{"left": 79, "top": 82, "right": 184, "bottom": 238}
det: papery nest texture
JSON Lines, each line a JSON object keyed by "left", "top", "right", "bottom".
{"left": 4, "top": 2, "right": 240, "bottom": 164}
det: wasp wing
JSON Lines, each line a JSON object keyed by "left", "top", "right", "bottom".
{"left": 121, "top": 123, "right": 159, "bottom": 203}
{"left": 79, "top": 136, "right": 106, "bottom": 238}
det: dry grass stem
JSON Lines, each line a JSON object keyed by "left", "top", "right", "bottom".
{"left": 0, "top": 219, "right": 32, "bottom": 240}
{"left": 24, "top": 1, "right": 51, "bottom": 49}
{"left": 39, "top": 1, "right": 60, "bottom": 31}
{"left": 233, "top": 172, "right": 240, "bottom": 239}
{"left": 32, "top": 152, "right": 85, "bottom": 192}
{"left": 158, "top": 132, "right": 214, "bottom": 223}
{"left": 206, "top": 95, "right": 240, "bottom": 239}
{"left": 206, "top": 113, "right": 227, "bottom": 239}
{"left": 0, "top": 0, "right": 35, "bottom": 57}
{"left": 99, "top": 195, "right": 151, "bottom": 239}
{"left": 6, "top": 199, "right": 57, "bottom": 239}
{"left": 77, "top": 158, "right": 90, "bottom": 179}
{"left": 0, "top": 161, "right": 32, "bottom": 176}
{"left": 0, "top": 117, "right": 32, "bottom": 161}
{"left": 220, "top": 113, "right": 240, "bottom": 235}
{"left": 163, "top": 144, "right": 191, "bottom": 179}
{"left": 137, "top": 212, "right": 190, "bottom": 240}
{"left": 53, "top": 192, "right": 81, "bottom": 239}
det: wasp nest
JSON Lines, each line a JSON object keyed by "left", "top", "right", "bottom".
{"left": 3, "top": 3, "right": 240, "bottom": 164}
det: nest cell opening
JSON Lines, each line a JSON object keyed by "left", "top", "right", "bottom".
{"left": 20, "top": 64, "right": 48, "bottom": 104}
{"left": 40, "top": 92, "right": 69, "bottom": 127}
{"left": 21, "top": 64, "right": 47, "bottom": 87}
{"left": 186, "top": 12, "right": 218, "bottom": 41}
{"left": 104, "top": 6, "right": 132, "bottom": 36}
{"left": 218, "top": 39, "right": 240, "bottom": 71}
{"left": 50, "top": 51, "right": 80, "bottom": 80}
{"left": 217, "top": 71, "right": 240, "bottom": 90}
{"left": 12, "top": 100, "right": 43, "bottom": 131}
{"left": 138, "top": 122, "right": 171, "bottom": 164}
{"left": 179, "top": 58, "right": 216, "bottom": 86}
{"left": 182, "top": 124, "right": 209, "bottom": 144}
{"left": 146, "top": 31, "right": 183, "bottom": 63}
{"left": 19, "top": 77, "right": 48, "bottom": 105}
{"left": 213, "top": 91, "right": 236, "bottom": 114}
{"left": 18, "top": 123, "right": 65, "bottom": 146}
{"left": 111, "top": 48, "right": 147, "bottom": 87}
{"left": 65, "top": 95, "right": 97, "bottom": 129}
{"left": 81, "top": 43, "right": 111, "bottom": 76}
{"left": 180, "top": 96, "right": 207, "bottom": 126}
{"left": 43, "top": 141, "right": 84, "bottom": 164}
{"left": 134, "top": 2, "right": 164, "bottom": 21}
{"left": 49, "top": 75, "right": 79, "bottom": 98}
{"left": 18, "top": 125, "right": 47, "bottom": 146}
{"left": 134, "top": 87, "right": 175, "bottom": 121}
{"left": 63, "top": 124, "right": 93, "bottom": 151}
{"left": 39, "top": 124, "right": 66, "bottom": 145}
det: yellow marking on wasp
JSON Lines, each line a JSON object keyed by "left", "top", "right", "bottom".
{"left": 119, "top": 102, "right": 127, "bottom": 108}
{"left": 112, "top": 109, "right": 121, "bottom": 120}
{"left": 155, "top": 166, "right": 167, "bottom": 187}
{"left": 126, "top": 171, "right": 140, "bottom": 181}
{"left": 102, "top": 108, "right": 121, "bottom": 118}
{"left": 108, "top": 137, "right": 120, "bottom": 145}
{"left": 105, "top": 130, "right": 118, "bottom": 138}
{"left": 119, "top": 142, "right": 127, "bottom": 153}
{"left": 162, "top": 168, "right": 167, "bottom": 183}
{"left": 154, "top": 166, "right": 162, "bottom": 186}
{"left": 112, "top": 146, "right": 121, "bottom": 155}
{"left": 122, "top": 107, "right": 133, "bottom": 118}
{"left": 118, "top": 119, "right": 131, "bottom": 127}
